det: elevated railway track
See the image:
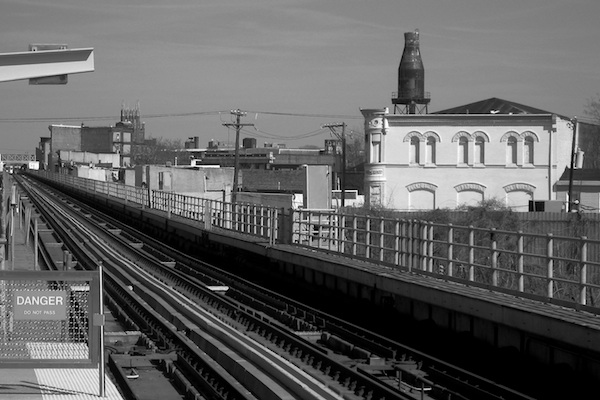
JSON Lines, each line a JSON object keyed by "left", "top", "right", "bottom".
{"left": 12, "top": 174, "right": 542, "bottom": 399}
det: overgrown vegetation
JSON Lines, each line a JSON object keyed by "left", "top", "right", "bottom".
{"left": 337, "top": 199, "right": 599, "bottom": 306}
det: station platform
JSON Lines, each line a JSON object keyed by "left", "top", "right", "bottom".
{"left": 1, "top": 207, "right": 124, "bottom": 400}
{"left": 0, "top": 367, "right": 123, "bottom": 399}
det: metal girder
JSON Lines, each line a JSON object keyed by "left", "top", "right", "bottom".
{"left": 1, "top": 154, "right": 35, "bottom": 162}
{"left": 0, "top": 47, "right": 94, "bottom": 83}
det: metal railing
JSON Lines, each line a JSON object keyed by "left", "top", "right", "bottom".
{"left": 34, "top": 171, "right": 280, "bottom": 245}
{"left": 31, "top": 171, "right": 600, "bottom": 312}
{"left": 295, "top": 209, "right": 600, "bottom": 312}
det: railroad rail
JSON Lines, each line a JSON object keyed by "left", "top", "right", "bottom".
{"left": 16, "top": 176, "right": 414, "bottom": 399}
{"left": 15, "top": 173, "right": 537, "bottom": 400}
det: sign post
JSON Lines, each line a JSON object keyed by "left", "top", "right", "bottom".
{"left": 95, "top": 261, "right": 106, "bottom": 397}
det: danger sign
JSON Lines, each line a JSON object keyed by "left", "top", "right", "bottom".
{"left": 13, "top": 290, "right": 67, "bottom": 320}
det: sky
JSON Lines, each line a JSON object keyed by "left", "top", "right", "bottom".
{"left": 1, "top": 0, "right": 599, "bottom": 154}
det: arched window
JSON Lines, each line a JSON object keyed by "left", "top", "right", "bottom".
{"left": 506, "top": 136, "right": 518, "bottom": 165}
{"left": 458, "top": 136, "right": 469, "bottom": 165}
{"left": 410, "top": 136, "right": 420, "bottom": 164}
{"left": 524, "top": 136, "right": 534, "bottom": 165}
{"left": 426, "top": 136, "right": 436, "bottom": 164}
{"left": 474, "top": 136, "right": 485, "bottom": 164}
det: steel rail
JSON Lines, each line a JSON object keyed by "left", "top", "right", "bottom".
{"left": 18, "top": 174, "right": 535, "bottom": 400}
{"left": 18, "top": 175, "right": 411, "bottom": 400}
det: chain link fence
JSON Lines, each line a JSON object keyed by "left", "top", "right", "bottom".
{"left": 0, "top": 271, "right": 100, "bottom": 366}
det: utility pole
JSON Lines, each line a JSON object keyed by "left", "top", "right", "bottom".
{"left": 223, "top": 109, "right": 253, "bottom": 204}
{"left": 322, "top": 122, "right": 346, "bottom": 208}
{"left": 567, "top": 117, "right": 578, "bottom": 212}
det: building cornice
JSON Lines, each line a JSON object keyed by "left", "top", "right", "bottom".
{"left": 386, "top": 113, "right": 558, "bottom": 127}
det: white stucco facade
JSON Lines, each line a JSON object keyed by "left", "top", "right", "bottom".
{"left": 361, "top": 108, "right": 574, "bottom": 211}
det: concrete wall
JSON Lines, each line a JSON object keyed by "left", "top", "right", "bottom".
{"left": 81, "top": 127, "right": 113, "bottom": 153}
{"left": 135, "top": 165, "right": 234, "bottom": 195}
{"left": 237, "top": 192, "right": 295, "bottom": 209}
{"left": 59, "top": 151, "right": 121, "bottom": 168}
{"left": 50, "top": 125, "right": 82, "bottom": 152}
{"left": 242, "top": 169, "right": 304, "bottom": 192}
{"left": 304, "top": 165, "right": 331, "bottom": 209}
{"left": 75, "top": 165, "right": 109, "bottom": 181}
{"left": 203, "top": 167, "right": 234, "bottom": 192}
{"left": 124, "top": 169, "right": 136, "bottom": 186}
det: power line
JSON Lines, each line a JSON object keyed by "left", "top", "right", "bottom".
{"left": 0, "top": 110, "right": 229, "bottom": 123}
{"left": 0, "top": 109, "right": 363, "bottom": 124}
{"left": 246, "top": 110, "right": 363, "bottom": 119}
{"left": 240, "top": 126, "right": 329, "bottom": 141}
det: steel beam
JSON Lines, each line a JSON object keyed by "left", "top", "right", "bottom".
{"left": 0, "top": 48, "right": 94, "bottom": 83}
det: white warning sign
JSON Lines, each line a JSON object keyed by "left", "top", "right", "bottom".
{"left": 13, "top": 290, "right": 68, "bottom": 320}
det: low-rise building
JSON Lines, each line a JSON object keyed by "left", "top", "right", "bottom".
{"left": 361, "top": 98, "right": 577, "bottom": 211}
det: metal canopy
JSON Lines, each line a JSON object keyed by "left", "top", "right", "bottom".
{"left": 0, "top": 47, "right": 94, "bottom": 83}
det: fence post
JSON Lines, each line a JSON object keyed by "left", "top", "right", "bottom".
{"left": 447, "top": 223, "right": 453, "bottom": 278}
{"left": 280, "top": 208, "right": 293, "bottom": 245}
{"left": 167, "top": 192, "right": 172, "bottom": 219}
{"left": 268, "top": 208, "right": 276, "bottom": 246}
{"left": 491, "top": 228, "right": 498, "bottom": 287}
{"left": 407, "top": 220, "right": 413, "bottom": 272}
{"left": 518, "top": 231, "right": 524, "bottom": 293}
{"left": 25, "top": 205, "right": 31, "bottom": 245}
{"left": 34, "top": 218, "right": 39, "bottom": 270}
{"left": 225, "top": 201, "right": 231, "bottom": 230}
{"left": 420, "top": 221, "right": 427, "bottom": 271}
{"left": 580, "top": 236, "right": 587, "bottom": 306}
{"left": 394, "top": 220, "right": 400, "bottom": 266}
{"left": 468, "top": 226, "right": 475, "bottom": 282}
{"left": 366, "top": 215, "right": 371, "bottom": 259}
{"left": 428, "top": 222, "right": 434, "bottom": 273}
{"left": 204, "top": 200, "right": 212, "bottom": 231}
{"left": 328, "top": 212, "right": 335, "bottom": 251}
{"left": 400, "top": 219, "right": 407, "bottom": 270}
{"left": 339, "top": 213, "right": 346, "bottom": 253}
{"left": 547, "top": 233, "right": 554, "bottom": 299}
{"left": 379, "top": 217, "right": 385, "bottom": 262}
{"left": 253, "top": 205, "right": 258, "bottom": 235}
{"left": 352, "top": 215, "right": 357, "bottom": 257}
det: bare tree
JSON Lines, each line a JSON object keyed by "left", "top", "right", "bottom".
{"left": 345, "top": 128, "right": 365, "bottom": 168}
{"left": 133, "top": 136, "right": 184, "bottom": 165}
{"left": 579, "top": 94, "right": 600, "bottom": 169}
{"left": 585, "top": 93, "right": 600, "bottom": 123}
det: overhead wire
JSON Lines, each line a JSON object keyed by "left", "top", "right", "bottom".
{"left": 0, "top": 110, "right": 229, "bottom": 123}
{"left": 0, "top": 109, "right": 362, "bottom": 124}
{"left": 240, "top": 126, "right": 330, "bottom": 141}
{"left": 245, "top": 110, "right": 362, "bottom": 120}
